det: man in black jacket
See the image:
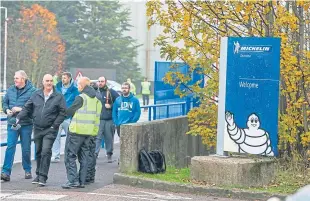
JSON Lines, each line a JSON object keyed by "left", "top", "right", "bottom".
{"left": 17, "top": 74, "right": 66, "bottom": 187}
{"left": 95, "top": 76, "right": 119, "bottom": 163}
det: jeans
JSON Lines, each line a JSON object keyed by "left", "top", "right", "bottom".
{"left": 51, "top": 119, "right": 70, "bottom": 159}
{"left": 95, "top": 120, "right": 115, "bottom": 156}
{"left": 2, "top": 124, "right": 33, "bottom": 175}
{"left": 34, "top": 127, "right": 57, "bottom": 182}
{"left": 64, "top": 133, "right": 90, "bottom": 185}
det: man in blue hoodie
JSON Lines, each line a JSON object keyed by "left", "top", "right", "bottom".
{"left": 51, "top": 72, "right": 79, "bottom": 162}
{"left": 1, "top": 70, "right": 36, "bottom": 182}
{"left": 112, "top": 82, "right": 141, "bottom": 137}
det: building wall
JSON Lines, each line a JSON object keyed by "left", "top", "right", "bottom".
{"left": 121, "top": 2, "right": 166, "bottom": 81}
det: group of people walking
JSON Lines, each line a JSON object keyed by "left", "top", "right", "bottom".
{"left": 1, "top": 70, "right": 141, "bottom": 188}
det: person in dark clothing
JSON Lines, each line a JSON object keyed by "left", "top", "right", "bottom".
{"left": 62, "top": 77, "right": 102, "bottom": 189}
{"left": 16, "top": 74, "right": 66, "bottom": 187}
{"left": 1, "top": 70, "right": 36, "bottom": 182}
{"left": 95, "top": 76, "right": 119, "bottom": 163}
{"left": 85, "top": 136, "right": 96, "bottom": 184}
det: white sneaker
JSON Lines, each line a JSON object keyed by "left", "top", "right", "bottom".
{"left": 51, "top": 158, "right": 60, "bottom": 163}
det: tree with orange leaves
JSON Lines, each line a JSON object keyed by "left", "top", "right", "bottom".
{"left": 7, "top": 4, "right": 65, "bottom": 87}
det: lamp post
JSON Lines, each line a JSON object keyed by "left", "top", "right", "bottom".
{"left": 0, "top": 7, "right": 8, "bottom": 91}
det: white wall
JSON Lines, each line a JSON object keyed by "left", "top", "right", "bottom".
{"left": 121, "top": 1, "right": 166, "bottom": 81}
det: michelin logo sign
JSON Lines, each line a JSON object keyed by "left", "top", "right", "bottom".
{"left": 217, "top": 37, "right": 281, "bottom": 157}
{"left": 233, "top": 41, "right": 272, "bottom": 54}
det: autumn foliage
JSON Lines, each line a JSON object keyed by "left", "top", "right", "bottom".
{"left": 147, "top": 1, "right": 310, "bottom": 163}
{"left": 7, "top": 4, "right": 64, "bottom": 86}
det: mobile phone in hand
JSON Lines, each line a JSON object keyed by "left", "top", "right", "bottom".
{"left": 11, "top": 124, "right": 21, "bottom": 131}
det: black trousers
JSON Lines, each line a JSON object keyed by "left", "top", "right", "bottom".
{"left": 64, "top": 133, "right": 90, "bottom": 185}
{"left": 34, "top": 127, "right": 57, "bottom": 182}
{"left": 86, "top": 136, "right": 96, "bottom": 182}
{"left": 142, "top": 94, "right": 149, "bottom": 106}
{"left": 116, "top": 126, "right": 120, "bottom": 137}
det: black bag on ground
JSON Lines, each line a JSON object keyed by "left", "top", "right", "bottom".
{"left": 149, "top": 150, "right": 166, "bottom": 173}
{"left": 138, "top": 148, "right": 166, "bottom": 174}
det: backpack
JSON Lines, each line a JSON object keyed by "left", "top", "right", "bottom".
{"left": 149, "top": 150, "right": 166, "bottom": 173}
{"left": 138, "top": 148, "right": 166, "bottom": 174}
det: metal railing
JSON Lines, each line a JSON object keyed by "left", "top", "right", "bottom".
{"left": 140, "top": 102, "right": 187, "bottom": 121}
{"left": 0, "top": 102, "right": 188, "bottom": 147}
{"left": 0, "top": 117, "right": 66, "bottom": 147}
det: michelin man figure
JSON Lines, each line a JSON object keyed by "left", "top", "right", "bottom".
{"left": 225, "top": 111, "right": 274, "bottom": 156}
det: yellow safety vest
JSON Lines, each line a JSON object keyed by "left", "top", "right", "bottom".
{"left": 141, "top": 81, "right": 151, "bottom": 95}
{"left": 69, "top": 93, "right": 102, "bottom": 136}
{"left": 130, "top": 83, "right": 136, "bottom": 95}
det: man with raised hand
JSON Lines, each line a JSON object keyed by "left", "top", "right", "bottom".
{"left": 16, "top": 74, "right": 66, "bottom": 187}
{"left": 95, "top": 76, "right": 119, "bottom": 163}
{"left": 1, "top": 70, "right": 36, "bottom": 182}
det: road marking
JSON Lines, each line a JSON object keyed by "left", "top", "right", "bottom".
{"left": 137, "top": 191, "right": 192, "bottom": 200}
{"left": 88, "top": 192, "right": 166, "bottom": 200}
{"left": 88, "top": 191, "right": 192, "bottom": 200}
{"left": 7, "top": 193, "right": 67, "bottom": 200}
{"left": 0, "top": 193, "right": 13, "bottom": 199}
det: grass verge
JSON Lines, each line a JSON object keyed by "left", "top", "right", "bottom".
{"left": 131, "top": 167, "right": 191, "bottom": 184}
{"left": 129, "top": 166, "right": 310, "bottom": 195}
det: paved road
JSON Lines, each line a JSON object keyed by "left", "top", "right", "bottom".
{"left": 0, "top": 142, "right": 243, "bottom": 201}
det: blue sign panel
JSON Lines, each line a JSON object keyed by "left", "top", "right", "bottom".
{"left": 217, "top": 37, "right": 281, "bottom": 157}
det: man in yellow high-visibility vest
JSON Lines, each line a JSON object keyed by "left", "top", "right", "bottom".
{"left": 62, "top": 77, "right": 102, "bottom": 189}
{"left": 127, "top": 78, "right": 136, "bottom": 95}
{"left": 141, "top": 77, "right": 151, "bottom": 112}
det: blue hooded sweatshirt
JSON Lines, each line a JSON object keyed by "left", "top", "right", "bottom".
{"left": 55, "top": 78, "right": 79, "bottom": 108}
{"left": 112, "top": 93, "right": 141, "bottom": 126}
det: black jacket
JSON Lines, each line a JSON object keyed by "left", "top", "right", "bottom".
{"left": 96, "top": 87, "right": 119, "bottom": 120}
{"left": 66, "top": 86, "right": 96, "bottom": 117}
{"left": 17, "top": 88, "right": 66, "bottom": 130}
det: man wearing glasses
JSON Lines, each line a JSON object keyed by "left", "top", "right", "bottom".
{"left": 112, "top": 82, "right": 141, "bottom": 137}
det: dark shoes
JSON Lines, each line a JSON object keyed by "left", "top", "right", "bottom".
{"left": 1, "top": 173, "right": 10, "bottom": 182}
{"left": 25, "top": 172, "right": 32, "bottom": 179}
{"left": 32, "top": 176, "right": 39, "bottom": 184}
{"left": 107, "top": 155, "right": 112, "bottom": 163}
{"left": 32, "top": 176, "right": 46, "bottom": 187}
{"left": 61, "top": 181, "right": 79, "bottom": 189}
{"left": 85, "top": 179, "right": 94, "bottom": 185}
{"left": 1, "top": 172, "right": 32, "bottom": 181}
{"left": 38, "top": 181, "right": 46, "bottom": 187}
